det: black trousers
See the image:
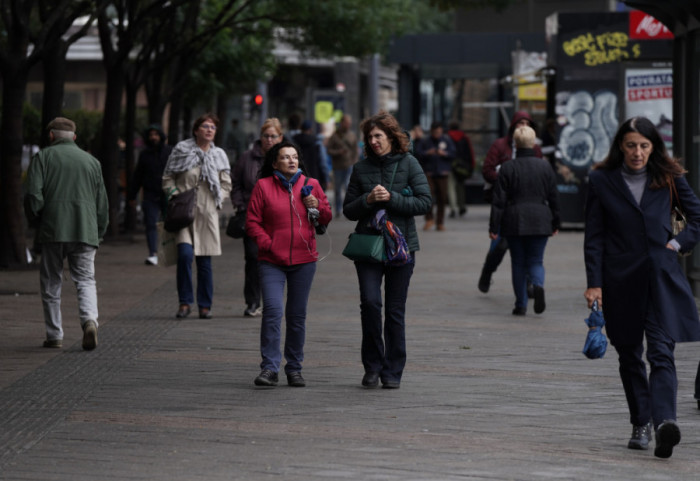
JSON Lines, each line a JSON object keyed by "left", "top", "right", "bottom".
{"left": 614, "top": 314, "right": 677, "bottom": 428}
{"left": 243, "top": 234, "right": 260, "bottom": 307}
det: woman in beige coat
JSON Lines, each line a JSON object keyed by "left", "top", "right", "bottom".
{"left": 163, "top": 113, "right": 232, "bottom": 319}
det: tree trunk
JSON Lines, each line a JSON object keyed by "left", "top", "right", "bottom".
{"left": 168, "top": 91, "right": 183, "bottom": 145}
{"left": 99, "top": 64, "right": 125, "bottom": 237}
{"left": 123, "top": 81, "right": 138, "bottom": 232}
{"left": 40, "top": 42, "right": 69, "bottom": 147}
{"left": 0, "top": 62, "right": 30, "bottom": 267}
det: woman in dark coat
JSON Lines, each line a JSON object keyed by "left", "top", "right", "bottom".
{"left": 584, "top": 116, "right": 700, "bottom": 459}
{"left": 343, "top": 111, "right": 432, "bottom": 389}
{"left": 489, "top": 125, "right": 559, "bottom": 315}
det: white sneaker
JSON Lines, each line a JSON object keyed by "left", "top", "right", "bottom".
{"left": 145, "top": 255, "right": 158, "bottom": 266}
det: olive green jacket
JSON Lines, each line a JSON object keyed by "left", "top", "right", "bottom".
{"left": 343, "top": 151, "right": 431, "bottom": 252}
{"left": 24, "top": 138, "right": 109, "bottom": 247}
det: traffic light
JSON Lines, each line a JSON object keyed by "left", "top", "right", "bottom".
{"left": 254, "top": 94, "right": 263, "bottom": 106}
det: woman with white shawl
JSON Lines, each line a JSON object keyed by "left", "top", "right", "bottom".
{"left": 162, "top": 113, "right": 232, "bottom": 319}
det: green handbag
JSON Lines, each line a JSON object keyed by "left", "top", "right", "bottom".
{"left": 342, "top": 162, "right": 398, "bottom": 263}
{"left": 341, "top": 233, "right": 385, "bottom": 263}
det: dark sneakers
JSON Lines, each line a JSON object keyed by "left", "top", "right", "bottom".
{"left": 654, "top": 420, "right": 681, "bottom": 458}
{"left": 628, "top": 421, "right": 653, "bottom": 450}
{"left": 512, "top": 306, "right": 526, "bottom": 316}
{"left": 533, "top": 285, "right": 546, "bottom": 314}
{"left": 244, "top": 304, "right": 262, "bottom": 317}
{"left": 286, "top": 371, "right": 306, "bottom": 387}
{"left": 478, "top": 270, "right": 492, "bottom": 293}
{"left": 82, "top": 320, "right": 98, "bottom": 351}
{"left": 362, "top": 372, "right": 379, "bottom": 388}
{"left": 254, "top": 369, "right": 279, "bottom": 387}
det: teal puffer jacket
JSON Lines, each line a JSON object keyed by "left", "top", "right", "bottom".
{"left": 343, "top": 151, "right": 432, "bottom": 252}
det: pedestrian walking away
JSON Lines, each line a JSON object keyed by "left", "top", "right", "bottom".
{"left": 583, "top": 116, "right": 700, "bottom": 459}
{"left": 344, "top": 110, "right": 431, "bottom": 390}
{"left": 246, "top": 141, "right": 332, "bottom": 388}
{"left": 162, "top": 113, "right": 232, "bottom": 321}
{"left": 231, "top": 118, "right": 285, "bottom": 317}
{"left": 24, "top": 116, "right": 109, "bottom": 351}
{"left": 479, "top": 110, "right": 542, "bottom": 294}
{"left": 489, "top": 125, "right": 559, "bottom": 316}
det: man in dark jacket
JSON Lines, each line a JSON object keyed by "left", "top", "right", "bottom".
{"left": 128, "top": 124, "right": 172, "bottom": 265}
{"left": 416, "top": 121, "right": 455, "bottom": 231}
{"left": 293, "top": 120, "right": 328, "bottom": 190}
{"left": 479, "top": 111, "right": 542, "bottom": 293}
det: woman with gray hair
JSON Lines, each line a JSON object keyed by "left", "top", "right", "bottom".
{"left": 489, "top": 125, "right": 560, "bottom": 316}
{"left": 163, "top": 113, "right": 232, "bottom": 319}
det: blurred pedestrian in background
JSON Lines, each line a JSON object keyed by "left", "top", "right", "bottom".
{"left": 247, "top": 141, "right": 332, "bottom": 387}
{"left": 24, "top": 117, "right": 109, "bottom": 350}
{"left": 231, "top": 118, "right": 284, "bottom": 317}
{"left": 584, "top": 116, "right": 700, "bottom": 458}
{"left": 163, "top": 113, "right": 231, "bottom": 320}
{"left": 344, "top": 111, "right": 431, "bottom": 389}
{"left": 489, "top": 125, "right": 559, "bottom": 316}
{"left": 415, "top": 121, "right": 455, "bottom": 231}
{"left": 327, "top": 114, "right": 359, "bottom": 215}
{"left": 225, "top": 118, "right": 247, "bottom": 165}
{"left": 479, "top": 111, "right": 542, "bottom": 293}
{"left": 128, "top": 124, "right": 172, "bottom": 266}
{"left": 446, "top": 121, "right": 474, "bottom": 218}
{"left": 293, "top": 119, "right": 328, "bottom": 190}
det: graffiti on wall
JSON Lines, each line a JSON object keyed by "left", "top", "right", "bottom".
{"left": 562, "top": 31, "right": 641, "bottom": 67}
{"left": 557, "top": 90, "right": 618, "bottom": 171}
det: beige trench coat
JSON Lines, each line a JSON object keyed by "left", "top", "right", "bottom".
{"left": 162, "top": 165, "right": 232, "bottom": 256}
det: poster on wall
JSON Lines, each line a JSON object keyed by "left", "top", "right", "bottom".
{"left": 622, "top": 64, "right": 673, "bottom": 154}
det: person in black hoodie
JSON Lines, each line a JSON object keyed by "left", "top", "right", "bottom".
{"left": 129, "top": 125, "right": 172, "bottom": 265}
{"left": 293, "top": 120, "right": 328, "bottom": 190}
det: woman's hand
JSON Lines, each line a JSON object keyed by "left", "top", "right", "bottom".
{"left": 303, "top": 194, "right": 319, "bottom": 209}
{"left": 584, "top": 287, "right": 602, "bottom": 309}
{"left": 367, "top": 185, "right": 391, "bottom": 204}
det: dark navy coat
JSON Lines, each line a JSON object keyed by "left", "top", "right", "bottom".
{"left": 584, "top": 168, "right": 700, "bottom": 346}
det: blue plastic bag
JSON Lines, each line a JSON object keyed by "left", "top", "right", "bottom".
{"left": 583, "top": 300, "right": 607, "bottom": 359}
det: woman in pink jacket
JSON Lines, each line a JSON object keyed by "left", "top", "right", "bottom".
{"left": 246, "top": 141, "right": 332, "bottom": 388}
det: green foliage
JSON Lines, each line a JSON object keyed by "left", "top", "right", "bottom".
{"left": 22, "top": 104, "right": 42, "bottom": 146}
{"left": 430, "top": 0, "right": 516, "bottom": 12}
{"left": 63, "top": 109, "right": 103, "bottom": 152}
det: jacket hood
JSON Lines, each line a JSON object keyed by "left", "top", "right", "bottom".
{"left": 508, "top": 111, "right": 536, "bottom": 137}
{"left": 293, "top": 132, "right": 316, "bottom": 148}
{"left": 142, "top": 124, "right": 166, "bottom": 145}
{"left": 447, "top": 129, "right": 465, "bottom": 142}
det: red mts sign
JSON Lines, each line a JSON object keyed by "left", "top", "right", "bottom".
{"left": 629, "top": 10, "right": 674, "bottom": 40}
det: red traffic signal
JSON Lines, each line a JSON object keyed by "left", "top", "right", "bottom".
{"left": 254, "top": 94, "right": 264, "bottom": 106}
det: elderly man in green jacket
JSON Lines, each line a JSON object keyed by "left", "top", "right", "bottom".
{"left": 24, "top": 117, "right": 109, "bottom": 350}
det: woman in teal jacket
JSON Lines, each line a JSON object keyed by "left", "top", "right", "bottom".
{"left": 343, "top": 111, "right": 431, "bottom": 389}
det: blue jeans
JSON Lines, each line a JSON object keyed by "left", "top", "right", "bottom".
{"left": 176, "top": 243, "right": 213, "bottom": 309}
{"left": 354, "top": 257, "right": 415, "bottom": 384}
{"left": 258, "top": 261, "right": 317, "bottom": 374}
{"left": 142, "top": 198, "right": 163, "bottom": 256}
{"left": 506, "top": 236, "right": 548, "bottom": 309}
{"left": 333, "top": 167, "right": 353, "bottom": 214}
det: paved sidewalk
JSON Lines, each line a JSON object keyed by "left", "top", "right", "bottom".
{"left": 1, "top": 205, "right": 699, "bottom": 480}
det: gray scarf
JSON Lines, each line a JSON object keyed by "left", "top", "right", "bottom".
{"left": 164, "top": 138, "right": 230, "bottom": 208}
